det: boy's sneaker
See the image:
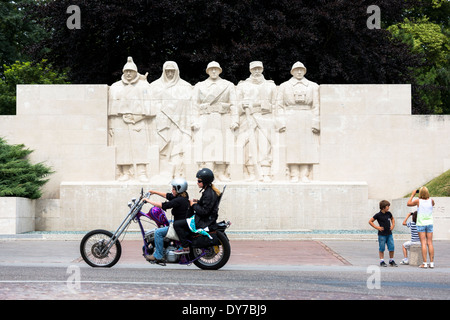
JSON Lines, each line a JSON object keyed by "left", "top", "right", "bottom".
{"left": 389, "top": 260, "right": 398, "bottom": 267}
{"left": 380, "top": 261, "right": 387, "bottom": 267}
{"left": 400, "top": 258, "right": 409, "bottom": 265}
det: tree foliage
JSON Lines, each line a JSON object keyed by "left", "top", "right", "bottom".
{"left": 27, "top": 1, "right": 423, "bottom": 102}
{"left": 0, "top": 137, "right": 53, "bottom": 199}
{"left": 388, "top": 0, "right": 450, "bottom": 114}
{"left": 0, "top": 0, "right": 48, "bottom": 78}
{"left": 0, "top": 59, "right": 70, "bottom": 114}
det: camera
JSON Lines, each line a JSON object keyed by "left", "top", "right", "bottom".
{"left": 416, "top": 189, "right": 420, "bottom": 193}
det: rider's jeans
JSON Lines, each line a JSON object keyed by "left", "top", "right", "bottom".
{"left": 154, "top": 226, "right": 168, "bottom": 260}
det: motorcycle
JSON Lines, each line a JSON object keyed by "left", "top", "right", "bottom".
{"left": 79, "top": 186, "right": 231, "bottom": 270}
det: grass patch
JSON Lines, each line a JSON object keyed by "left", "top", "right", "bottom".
{"left": 406, "top": 169, "right": 450, "bottom": 197}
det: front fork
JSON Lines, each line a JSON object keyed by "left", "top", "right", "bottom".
{"left": 101, "top": 207, "right": 140, "bottom": 256}
{"left": 137, "top": 215, "right": 154, "bottom": 256}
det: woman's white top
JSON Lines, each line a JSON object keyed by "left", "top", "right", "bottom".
{"left": 417, "top": 198, "right": 433, "bottom": 226}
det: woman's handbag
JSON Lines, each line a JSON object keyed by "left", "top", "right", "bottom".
{"left": 166, "top": 221, "right": 179, "bottom": 241}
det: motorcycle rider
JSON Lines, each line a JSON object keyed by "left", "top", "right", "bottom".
{"left": 143, "top": 177, "right": 190, "bottom": 262}
{"left": 173, "top": 168, "right": 221, "bottom": 254}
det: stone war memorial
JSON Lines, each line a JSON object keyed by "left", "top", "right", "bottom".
{"left": 1, "top": 57, "right": 449, "bottom": 239}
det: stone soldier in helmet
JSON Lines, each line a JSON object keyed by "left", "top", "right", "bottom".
{"left": 108, "top": 57, "right": 153, "bottom": 182}
{"left": 277, "top": 61, "right": 320, "bottom": 182}
{"left": 192, "top": 61, "right": 238, "bottom": 182}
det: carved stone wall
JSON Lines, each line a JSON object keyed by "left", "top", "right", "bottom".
{"left": 1, "top": 82, "right": 449, "bottom": 200}
{"left": 1, "top": 60, "right": 449, "bottom": 237}
{"left": 107, "top": 58, "right": 321, "bottom": 184}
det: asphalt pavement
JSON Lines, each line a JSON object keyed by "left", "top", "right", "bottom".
{"left": 1, "top": 237, "right": 450, "bottom": 302}
{"left": 1, "top": 237, "right": 450, "bottom": 269}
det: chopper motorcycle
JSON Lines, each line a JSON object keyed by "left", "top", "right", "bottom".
{"left": 80, "top": 187, "right": 231, "bottom": 270}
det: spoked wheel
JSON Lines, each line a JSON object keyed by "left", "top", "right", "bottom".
{"left": 190, "top": 231, "right": 231, "bottom": 270}
{"left": 80, "top": 229, "right": 122, "bottom": 268}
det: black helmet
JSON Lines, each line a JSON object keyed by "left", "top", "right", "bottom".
{"left": 196, "top": 168, "right": 214, "bottom": 186}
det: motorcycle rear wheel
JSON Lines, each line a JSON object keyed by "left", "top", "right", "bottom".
{"left": 190, "top": 231, "right": 231, "bottom": 270}
{"left": 80, "top": 229, "right": 122, "bottom": 268}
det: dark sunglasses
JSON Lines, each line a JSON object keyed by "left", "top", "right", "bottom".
{"left": 197, "top": 180, "right": 203, "bottom": 183}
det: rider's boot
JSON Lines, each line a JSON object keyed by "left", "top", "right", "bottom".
{"left": 144, "top": 254, "right": 166, "bottom": 265}
{"left": 145, "top": 254, "right": 156, "bottom": 261}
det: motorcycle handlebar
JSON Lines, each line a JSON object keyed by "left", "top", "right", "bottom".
{"left": 142, "top": 192, "right": 151, "bottom": 204}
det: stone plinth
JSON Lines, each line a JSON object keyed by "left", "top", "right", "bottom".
{"left": 408, "top": 243, "right": 423, "bottom": 266}
{"left": 43, "top": 181, "right": 370, "bottom": 232}
{"left": 0, "top": 197, "right": 35, "bottom": 234}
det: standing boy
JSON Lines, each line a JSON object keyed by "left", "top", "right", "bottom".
{"left": 369, "top": 200, "right": 398, "bottom": 267}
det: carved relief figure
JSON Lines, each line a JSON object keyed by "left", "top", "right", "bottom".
{"left": 236, "top": 61, "right": 278, "bottom": 182}
{"left": 149, "top": 61, "right": 193, "bottom": 178}
{"left": 192, "top": 61, "right": 238, "bottom": 181}
{"left": 277, "top": 61, "right": 320, "bottom": 182}
{"left": 108, "top": 57, "right": 153, "bottom": 182}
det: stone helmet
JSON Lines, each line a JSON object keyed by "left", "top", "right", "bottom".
{"left": 249, "top": 61, "right": 263, "bottom": 71}
{"left": 206, "top": 61, "right": 222, "bottom": 75}
{"left": 290, "top": 61, "right": 307, "bottom": 75}
{"left": 123, "top": 56, "right": 138, "bottom": 72}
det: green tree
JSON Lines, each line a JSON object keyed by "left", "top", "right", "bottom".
{"left": 27, "top": 1, "right": 421, "bottom": 89}
{"left": 0, "top": 59, "right": 69, "bottom": 114}
{"left": 387, "top": 0, "right": 450, "bottom": 114}
{"left": 388, "top": 16, "right": 449, "bottom": 114}
{"left": 0, "top": 0, "right": 48, "bottom": 78}
{"left": 0, "top": 137, "right": 53, "bottom": 199}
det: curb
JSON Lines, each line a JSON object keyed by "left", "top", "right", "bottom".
{"left": 0, "top": 231, "right": 411, "bottom": 241}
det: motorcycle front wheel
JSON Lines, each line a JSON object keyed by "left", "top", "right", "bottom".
{"left": 190, "top": 231, "right": 231, "bottom": 270}
{"left": 80, "top": 229, "right": 122, "bottom": 268}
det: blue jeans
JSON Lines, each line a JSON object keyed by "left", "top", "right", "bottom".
{"left": 153, "top": 226, "right": 168, "bottom": 260}
{"left": 378, "top": 234, "right": 395, "bottom": 252}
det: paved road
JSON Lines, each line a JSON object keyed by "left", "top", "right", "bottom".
{"left": 1, "top": 239, "right": 450, "bottom": 303}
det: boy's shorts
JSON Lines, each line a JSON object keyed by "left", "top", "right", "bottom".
{"left": 402, "top": 240, "right": 420, "bottom": 249}
{"left": 378, "top": 234, "right": 395, "bottom": 252}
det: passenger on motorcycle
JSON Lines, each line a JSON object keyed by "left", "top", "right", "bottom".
{"left": 173, "top": 168, "right": 221, "bottom": 254}
{"left": 143, "top": 177, "right": 190, "bottom": 261}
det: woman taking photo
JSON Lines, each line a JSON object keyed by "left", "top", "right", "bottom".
{"left": 173, "top": 168, "right": 221, "bottom": 254}
{"left": 407, "top": 186, "right": 435, "bottom": 268}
